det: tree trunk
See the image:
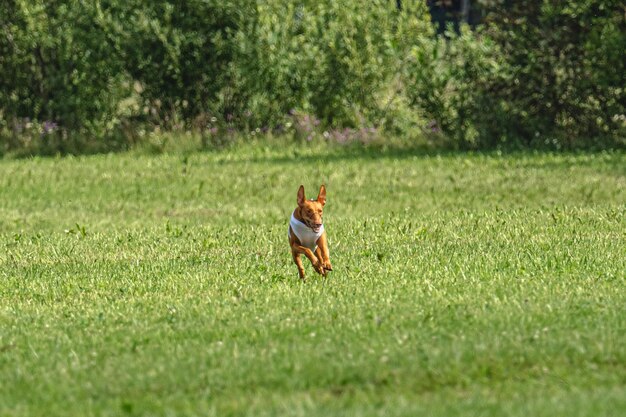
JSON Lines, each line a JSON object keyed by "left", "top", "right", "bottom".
{"left": 460, "top": 0, "right": 470, "bottom": 24}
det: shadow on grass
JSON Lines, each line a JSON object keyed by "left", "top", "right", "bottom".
{"left": 4, "top": 131, "right": 624, "bottom": 171}
{"left": 220, "top": 141, "right": 626, "bottom": 170}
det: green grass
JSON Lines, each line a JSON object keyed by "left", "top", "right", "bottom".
{"left": 1, "top": 143, "right": 625, "bottom": 416}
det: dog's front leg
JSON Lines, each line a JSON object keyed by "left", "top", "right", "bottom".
{"left": 316, "top": 233, "right": 333, "bottom": 272}
{"left": 314, "top": 247, "right": 326, "bottom": 276}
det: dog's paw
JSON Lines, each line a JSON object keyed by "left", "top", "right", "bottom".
{"left": 313, "top": 260, "right": 325, "bottom": 275}
{"left": 323, "top": 261, "right": 333, "bottom": 271}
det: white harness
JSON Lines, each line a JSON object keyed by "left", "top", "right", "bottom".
{"left": 288, "top": 212, "right": 324, "bottom": 250}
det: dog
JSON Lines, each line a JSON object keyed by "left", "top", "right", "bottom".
{"left": 288, "top": 185, "right": 333, "bottom": 281}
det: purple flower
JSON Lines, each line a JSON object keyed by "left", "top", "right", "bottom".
{"left": 42, "top": 120, "right": 58, "bottom": 135}
{"left": 427, "top": 120, "right": 441, "bottom": 133}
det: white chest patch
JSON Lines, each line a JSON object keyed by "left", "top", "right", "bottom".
{"left": 288, "top": 212, "right": 324, "bottom": 250}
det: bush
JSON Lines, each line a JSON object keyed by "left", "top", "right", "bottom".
{"left": 1, "top": 0, "right": 431, "bottom": 154}
{"left": 483, "top": 0, "right": 625, "bottom": 147}
{"left": 111, "top": 0, "right": 256, "bottom": 126}
{"left": 405, "top": 0, "right": 625, "bottom": 149}
{"left": 236, "top": 0, "right": 431, "bottom": 128}
{"left": 0, "top": 1, "right": 133, "bottom": 138}
{"left": 404, "top": 26, "right": 507, "bottom": 148}
{"left": 1, "top": 0, "right": 623, "bottom": 154}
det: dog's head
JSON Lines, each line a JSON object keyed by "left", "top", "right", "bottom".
{"left": 297, "top": 185, "right": 326, "bottom": 233}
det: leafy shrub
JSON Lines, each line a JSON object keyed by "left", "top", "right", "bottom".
{"left": 482, "top": 0, "right": 625, "bottom": 147}
{"left": 404, "top": 26, "right": 507, "bottom": 148}
{"left": 0, "top": 1, "right": 133, "bottom": 138}
{"left": 1, "top": 0, "right": 431, "bottom": 152}
{"left": 111, "top": 0, "right": 256, "bottom": 125}
{"left": 239, "top": 0, "right": 431, "bottom": 128}
{"left": 1, "top": 0, "right": 623, "bottom": 154}
{"left": 405, "top": 0, "right": 625, "bottom": 149}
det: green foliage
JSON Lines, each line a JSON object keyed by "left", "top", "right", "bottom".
{"left": 1, "top": 0, "right": 431, "bottom": 153}
{"left": 1, "top": 0, "right": 624, "bottom": 153}
{"left": 0, "top": 0, "right": 133, "bottom": 134}
{"left": 404, "top": 27, "right": 507, "bottom": 147}
{"left": 1, "top": 146, "right": 625, "bottom": 415}
{"left": 485, "top": 0, "right": 626, "bottom": 146}
{"left": 405, "top": 0, "right": 626, "bottom": 149}
{"left": 236, "top": 0, "right": 431, "bottom": 127}
{"left": 112, "top": 0, "right": 255, "bottom": 124}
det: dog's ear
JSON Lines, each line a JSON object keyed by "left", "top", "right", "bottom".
{"left": 297, "top": 185, "right": 306, "bottom": 207}
{"left": 317, "top": 184, "right": 326, "bottom": 206}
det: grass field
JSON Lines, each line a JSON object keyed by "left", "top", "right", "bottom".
{"left": 1, "top": 143, "right": 625, "bottom": 416}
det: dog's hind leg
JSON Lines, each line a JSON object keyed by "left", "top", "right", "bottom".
{"left": 292, "top": 251, "right": 306, "bottom": 281}
{"left": 292, "top": 244, "right": 324, "bottom": 275}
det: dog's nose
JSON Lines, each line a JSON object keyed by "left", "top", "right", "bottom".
{"left": 314, "top": 223, "right": 322, "bottom": 228}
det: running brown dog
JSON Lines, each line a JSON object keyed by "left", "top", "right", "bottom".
{"left": 288, "top": 185, "right": 333, "bottom": 281}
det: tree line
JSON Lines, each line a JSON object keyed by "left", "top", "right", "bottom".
{"left": 0, "top": 0, "right": 623, "bottom": 155}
